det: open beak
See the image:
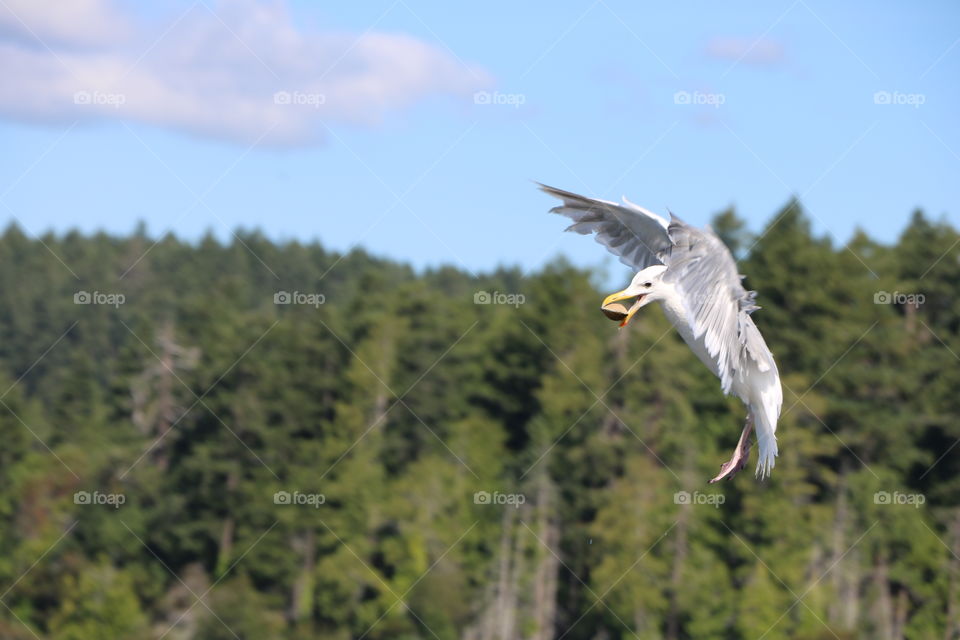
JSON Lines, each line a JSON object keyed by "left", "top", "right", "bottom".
{"left": 601, "top": 289, "right": 646, "bottom": 328}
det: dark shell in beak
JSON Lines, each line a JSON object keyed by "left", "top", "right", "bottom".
{"left": 601, "top": 301, "right": 631, "bottom": 321}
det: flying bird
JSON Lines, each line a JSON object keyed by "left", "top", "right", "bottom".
{"left": 540, "top": 184, "right": 782, "bottom": 482}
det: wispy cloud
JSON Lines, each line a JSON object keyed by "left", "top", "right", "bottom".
{"left": 0, "top": 0, "right": 133, "bottom": 48}
{"left": 704, "top": 36, "right": 786, "bottom": 67}
{"left": 0, "top": 0, "right": 492, "bottom": 146}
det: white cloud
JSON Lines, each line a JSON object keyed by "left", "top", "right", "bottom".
{"left": 0, "top": 0, "right": 131, "bottom": 48}
{"left": 0, "top": 0, "right": 492, "bottom": 146}
{"left": 704, "top": 36, "right": 785, "bottom": 67}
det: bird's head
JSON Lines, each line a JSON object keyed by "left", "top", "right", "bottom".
{"left": 601, "top": 265, "right": 668, "bottom": 328}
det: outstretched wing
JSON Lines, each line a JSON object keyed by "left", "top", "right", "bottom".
{"left": 664, "top": 219, "right": 776, "bottom": 395}
{"left": 539, "top": 183, "right": 672, "bottom": 270}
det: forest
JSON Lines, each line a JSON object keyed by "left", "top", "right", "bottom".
{"left": 0, "top": 200, "right": 957, "bottom": 640}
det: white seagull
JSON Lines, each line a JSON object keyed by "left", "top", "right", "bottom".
{"left": 540, "top": 184, "right": 782, "bottom": 482}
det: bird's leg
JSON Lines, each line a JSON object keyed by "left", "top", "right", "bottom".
{"left": 709, "top": 413, "right": 753, "bottom": 484}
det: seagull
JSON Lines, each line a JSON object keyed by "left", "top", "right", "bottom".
{"left": 539, "top": 184, "right": 782, "bottom": 482}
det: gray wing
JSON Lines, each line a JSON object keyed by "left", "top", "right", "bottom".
{"left": 664, "top": 218, "right": 776, "bottom": 395}
{"left": 538, "top": 183, "right": 672, "bottom": 270}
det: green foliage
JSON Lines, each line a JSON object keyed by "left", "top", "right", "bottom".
{"left": 48, "top": 562, "right": 148, "bottom": 640}
{"left": 0, "top": 202, "right": 957, "bottom": 639}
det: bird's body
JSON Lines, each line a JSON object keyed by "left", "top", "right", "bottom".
{"left": 658, "top": 288, "right": 722, "bottom": 378}
{"left": 540, "top": 183, "right": 782, "bottom": 482}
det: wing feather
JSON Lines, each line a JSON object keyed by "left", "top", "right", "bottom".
{"left": 664, "top": 220, "right": 776, "bottom": 393}
{"left": 538, "top": 183, "right": 672, "bottom": 271}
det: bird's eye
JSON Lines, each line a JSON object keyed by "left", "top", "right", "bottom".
{"left": 643, "top": 282, "right": 652, "bottom": 288}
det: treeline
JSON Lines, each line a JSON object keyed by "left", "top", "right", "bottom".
{"left": 0, "top": 201, "right": 957, "bottom": 639}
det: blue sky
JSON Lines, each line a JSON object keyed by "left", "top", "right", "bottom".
{"left": 1, "top": 0, "right": 957, "bottom": 278}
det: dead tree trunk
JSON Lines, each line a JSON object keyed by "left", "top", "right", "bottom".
{"left": 531, "top": 475, "right": 559, "bottom": 640}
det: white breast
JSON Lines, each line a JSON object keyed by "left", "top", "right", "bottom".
{"left": 657, "top": 296, "right": 756, "bottom": 402}
{"left": 657, "top": 297, "right": 720, "bottom": 379}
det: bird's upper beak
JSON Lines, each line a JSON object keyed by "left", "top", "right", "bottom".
{"left": 601, "top": 287, "right": 647, "bottom": 328}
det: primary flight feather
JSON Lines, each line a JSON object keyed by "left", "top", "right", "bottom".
{"left": 540, "top": 183, "right": 782, "bottom": 482}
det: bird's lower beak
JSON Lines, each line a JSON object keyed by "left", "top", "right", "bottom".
{"left": 601, "top": 290, "right": 645, "bottom": 328}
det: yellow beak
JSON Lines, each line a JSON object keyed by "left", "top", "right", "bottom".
{"left": 602, "top": 289, "right": 634, "bottom": 307}
{"left": 602, "top": 289, "right": 644, "bottom": 328}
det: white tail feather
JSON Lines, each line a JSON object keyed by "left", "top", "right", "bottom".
{"left": 753, "top": 406, "right": 778, "bottom": 479}
{"left": 749, "top": 354, "right": 782, "bottom": 479}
